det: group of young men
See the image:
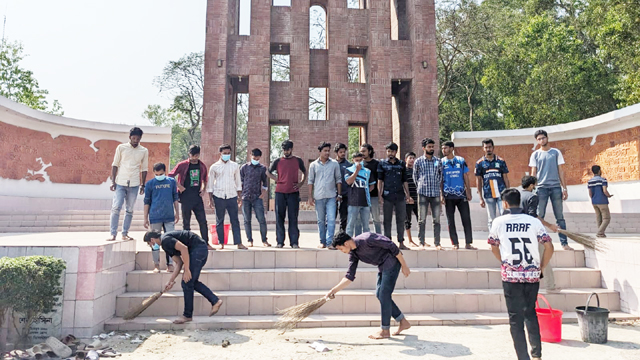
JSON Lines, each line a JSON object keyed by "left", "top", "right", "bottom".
{"left": 112, "top": 126, "right": 614, "bottom": 359}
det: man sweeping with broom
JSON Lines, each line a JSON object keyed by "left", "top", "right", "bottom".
{"left": 144, "top": 230, "right": 223, "bottom": 324}
{"left": 326, "top": 231, "right": 412, "bottom": 339}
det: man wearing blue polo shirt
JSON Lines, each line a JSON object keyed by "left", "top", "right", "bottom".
{"left": 475, "top": 138, "right": 510, "bottom": 230}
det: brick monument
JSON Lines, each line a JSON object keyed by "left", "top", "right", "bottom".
{"left": 201, "top": 0, "right": 439, "bottom": 199}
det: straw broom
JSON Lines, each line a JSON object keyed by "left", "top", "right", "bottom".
{"left": 123, "top": 291, "right": 165, "bottom": 320}
{"left": 558, "top": 229, "right": 607, "bottom": 252}
{"left": 275, "top": 297, "right": 331, "bottom": 333}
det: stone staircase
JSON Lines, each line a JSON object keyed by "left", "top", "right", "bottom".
{"left": 2, "top": 210, "right": 639, "bottom": 234}
{"left": 104, "top": 247, "right": 635, "bottom": 331}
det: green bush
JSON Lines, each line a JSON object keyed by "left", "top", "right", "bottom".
{"left": 0, "top": 256, "right": 66, "bottom": 347}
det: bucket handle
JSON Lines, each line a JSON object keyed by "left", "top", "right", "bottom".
{"left": 536, "top": 294, "right": 559, "bottom": 318}
{"left": 584, "top": 292, "right": 600, "bottom": 312}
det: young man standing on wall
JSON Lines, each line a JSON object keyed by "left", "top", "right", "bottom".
{"left": 169, "top": 145, "right": 210, "bottom": 248}
{"left": 334, "top": 143, "right": 352, "bottom": 233}
{"left": 360, "top": 144, "right": 381, "bottom": 234}
{"left": 529, "top": 130, "right": 572, "bottom": 250}
{"left": 240, "top": 148, "right": 271, "bottom": 247}
{"left": 108, "top": 127, "right": 149, "bottom": 241}
{"left": 588, "top": 165, "right": 614, "bottom": 238}
{"left": 267, "top": 140, "right": 307, "bottom": 249}
{"left": 404, "top": 152, "right": 420, "bottom": 247}
{"left": 475, "top": 138, "right": 510, "bottom": 230}
{"left": 378, "top": 142, "right": 412, "bottom": 250}
{"left": 413, "top": 138, "right": 442, "bottom": 249}
{"left": 308, "top": 142, "right": 343, "bottom": 249}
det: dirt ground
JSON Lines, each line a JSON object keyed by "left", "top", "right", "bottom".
{"left": 101, "top": 321, "right": 640, "bottom": 360}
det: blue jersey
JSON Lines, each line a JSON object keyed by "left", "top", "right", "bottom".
{"left": 588, "top": 176, "right": 609, "bottom": 205}
{"left": 475, "top": 155, "right": 510, "bottom": 199}
{"left": 442, "top": 156, "right": 469, "bottom": 199}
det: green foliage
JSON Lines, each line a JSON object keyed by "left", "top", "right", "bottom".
{"left": 348, "top": 127, "right": 361, "bottom": 157}
{"left": 0, "top": 256, "right": 66, "bottom": 346}
{"left": 437, "top": 0, "right": 638, "bottom": 139}
{"left": 144, "top": 52, "right": 204, "bottom": 168}
{"left": 0, "top": 42, "right": 64, "bottom": 115}
{"left": 236, "top": 94, "right": 249, "bottom": 163}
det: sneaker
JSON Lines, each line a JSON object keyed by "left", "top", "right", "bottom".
{"left": 276, "top": 244, "right": 284, "bottom": 248}
{"left": 291, "top": 245, "right": 300, "bottom": 249}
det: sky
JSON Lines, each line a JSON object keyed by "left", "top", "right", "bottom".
{"left": 1, "top": 0, "right": 207, "bottom": 125}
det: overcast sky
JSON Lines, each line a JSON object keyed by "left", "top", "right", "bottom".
{"left": 1, "top": 0, "right": 208, "bottom": 125}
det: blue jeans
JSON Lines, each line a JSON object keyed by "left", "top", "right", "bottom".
{"left": 347, "top": 206, "right": 370, "bottom": 237}
{"left": 150, "top": 222, "right": 174, "bottom": 265}
{"left": 182, "top": 244, "right": 219, "bottom": 318}
{"left": 355, "top": 197, "right": 380, "bottom": 235}
{"left": 377, "top": 261, "right": 405, "bottom": 330}
{"left": 110, "top": 185, "right": 139, "bottom": 236}
{"left": 315, "top": 198, "right": 337, "bottom": 246}
{"left": 213, "top": 196, "right": 243, "bottom": 245}
{"left": 242, "top": 198, "right": 268, "bottom": 243}
{"left": 536, "top": 187, "right": 567, "bottom": 246}
{"left": 484, "top": 197, "right": 504, "bottom": 231}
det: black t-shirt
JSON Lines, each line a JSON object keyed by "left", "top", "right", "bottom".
{"left": 345, "top": 166, "right": 371, "bottom": 207}
{"left": 181, "top": 163, "right": 202, "bottom": 197}
{"left": 364, "top": 159, "right": 379, "bottom": 198}
{"left": 161, "top": 230, "right": 206, "bottom": 258}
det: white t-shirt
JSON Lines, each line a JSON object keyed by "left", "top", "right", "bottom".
{"left": 488, "top": 211, "right": 551, "bottom": 283}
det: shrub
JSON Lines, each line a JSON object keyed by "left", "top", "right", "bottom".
{"left": 0, "top": 256, "right": 66, "bottom": 347}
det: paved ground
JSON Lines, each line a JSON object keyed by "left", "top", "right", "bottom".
{"left": 103, "top": 321, "right": 640, "bottom": 359}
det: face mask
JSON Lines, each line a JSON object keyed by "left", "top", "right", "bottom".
{"left": 354, "top": 161, "right": 361, "bottom": 166}
{"left": 155, "top": 175, "right": 166, "bottom": 181}
{"left": 221, "top": 154, "right": 231, "bottom": 162}
{"left": 251, "top": 159, "right": 260, "bottom": 166}
{"left": 152, "top": 243, "right": 160, "bottom": 251}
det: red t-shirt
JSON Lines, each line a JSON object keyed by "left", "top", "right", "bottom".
{"left": 269, "top": 156, "right": 306, "bottom": 194}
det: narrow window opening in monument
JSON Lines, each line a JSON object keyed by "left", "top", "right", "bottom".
{"left": 273, "top": 0, "right": 291, "bottom": 6}
{"left": 271, "top": 43, "right": 291, "bottom": 81}
{"left": 347, "top": 0, "right": 366, "bottom": 9}
{"left": 348, "top": 125, "right": 366, "bottom": 151}
{"left": 391, "top": 79, "right": 411, "bottom": 155}
{"left": 238, "top": 0, "right": 251, "bottom": 36}
{"left": 268, "top": 125, "right": 290, "bottom": 208}
{"left": 347, "top": 57, "right": 366, "bottom": 83}
{"left": 310, "top": 5, "right": 327, "bottom": 49}
{"left": 390, "top": 0, "right": 409, "bottom": 40}
{"left": 235, "top": 93, "right": 249, "bottom": 163}
{"left": 309, "top": 88, "right": 327, "bottom": 120}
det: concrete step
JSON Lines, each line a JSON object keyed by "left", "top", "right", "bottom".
{"left": 126, "top": 267, "right": 602, "bottom": 292}
{"left": 104, "top": 311, "right": 639, "bottom": 331}
{"left": 134, "top": 248, "right": 586, "bottom": 270}
{"left": 114, "top": 288, "right": 621, "bottom": 317}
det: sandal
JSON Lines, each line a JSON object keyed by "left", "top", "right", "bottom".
{"left": 7, "top": 350, "right": 30, "bottom": 360}
{"left": 62, "top": 334, "right": 78, "bottom": 346}
{"left": 85, "top": 340, "right": 107, "bottom": 350}
{"left": 46, "top": 336, "right": 72, "bottom": 358}
{"left": 97, "top": 349, "right": 121, "bottom": 358}
{"left": 122, "top": 235, "right": 135, "bottom": 241}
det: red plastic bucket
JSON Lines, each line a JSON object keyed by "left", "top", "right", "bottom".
{"left": 536, "top": 294, "right": 563, "bottom": 343}
{"left": 210, "top": 224, "right": 230, "bottom": 245}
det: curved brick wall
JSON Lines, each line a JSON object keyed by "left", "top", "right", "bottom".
{"left": 0, "top": 96, "right": 171, "bottom": 200}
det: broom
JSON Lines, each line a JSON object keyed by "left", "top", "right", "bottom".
{"left": 558, "top": 229, "right": 607, "bottom": 252}
{"left": 123, "top": 291, "right": 165, "bottom": 320}
{"left": 275, "top": 297, "right": 331, "bottom": 333}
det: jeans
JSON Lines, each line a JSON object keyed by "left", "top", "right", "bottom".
{"left": 180, "top": 193, "right": 209, "bottom": 243}
{"left": 242, "top": 198, "right": 268, "bottom": 243}
{"left": 383, "top": 197, "right": 407, "bottom": 243}
{"left": 213, "top": 196, "right": 243, "bottom": 245}
{"left": 502, "top": 281, "right": 542, "bottom": 360}
{"left": 275, "top": 192, "right": 300, "bottom": 246}
{"left": 404, "top": 201, "right": 418, "bottom": 230}
{"left": 417, "top": 195, "right": 441, "bottom": 246}
{"left": 377, "top": 261, "right": 405, "bottom": 330}
{"left": 484, "top": 197, "right": 504, "bottom": 231}
{"left": 150, "top": 222, "right": 174, "bottom": 266}
{"left": 370, "top": 197, "right": 382, "bottom": 233}
{"left": 347, "top": 206, "right": 370, "bottom": 237}
{"left": 182, "top": 244, "right": 220, "bottom": 318}
{"left": 593, "top": 204, "right": 611, "bottom": 236}
{"left": 110, "top": 185, "right": 139, "bottom": 237}
{"left": 536, "top": 187, "right": 567, "bottom": 246}
{"left": 315, "top": 198, "right": 337, "bottom": 246}
{"left": 336, "top": 195, "right": 349, "bottom": 232}
{"left": 444, "top": 198, "right": 473, "bottom": 246}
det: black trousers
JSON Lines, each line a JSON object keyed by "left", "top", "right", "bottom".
{"left": 404, "top": 201, "right": 418, "bottom": 230}
{"left": 275, "top": 192, "right": 300, "bottom": 246}
{"left": 336, "top": 194, "right": 349, "bottom": 232}
{"left": 503, "top": 282, "right": 542, "bottom": 360}
{"left": 444, "top": 198, "right": 473, "bottom": 246}
{"left": 383, "top": 197, "right": 406, "bottom": 243}
{"left": 180, "top": 193, "right": 209, "bottom": 243}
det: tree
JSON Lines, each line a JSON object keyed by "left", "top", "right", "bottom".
{"left": 235, "top": 94, "right": 249, "bottom": 163}
{"left": 0, "top": 42, "right": 63, "bottom": 115}
{"left": 144, "top": 52, "right": 204, "bottom": 167}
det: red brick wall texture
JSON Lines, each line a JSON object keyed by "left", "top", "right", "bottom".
{"left": 455, "top": 126, "right": 640, "bottom": 187}
{"left": 0, "top": 121, "right": 170, "bottom": 185}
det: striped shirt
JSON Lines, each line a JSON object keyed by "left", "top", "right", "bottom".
{"left": 206, "top": 160, "right": 242, "bottom": 199}
{"left": 406, "top": 166, "right": 418, "bottom": 201}
{"left": 413, "top": 155, "right": 443, "bottom": 197}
